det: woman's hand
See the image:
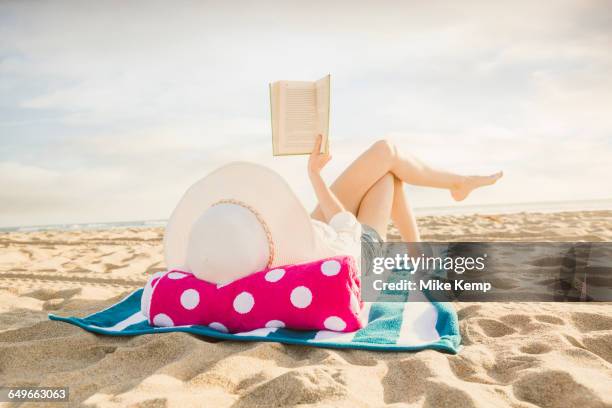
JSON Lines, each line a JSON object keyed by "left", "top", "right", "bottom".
{"left": 308, "top": 135, "right": 344, "bottom": 222}
{"left": 308, "top": 134, "right": 331, "bottom": 176}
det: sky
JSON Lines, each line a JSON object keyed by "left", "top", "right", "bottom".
{"left": 1, "top": 0, "right": 611, "bottom": 227}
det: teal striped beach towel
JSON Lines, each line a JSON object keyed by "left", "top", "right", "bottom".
{"left": 49, "top": 289, "right": 461, "bottom": 353}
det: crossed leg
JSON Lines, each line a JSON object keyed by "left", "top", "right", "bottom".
{"left": 353, "top": 173, "right": 395, "bottom": 238}
{"left": 311, "top": 139, "right": 501, "bottom": 241}
{"left": 353, "top": 173, "right": 420, "bottom": 242}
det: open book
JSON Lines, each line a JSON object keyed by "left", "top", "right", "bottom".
{"left": 270, "top": 74, "right": 330, "bottom": 156}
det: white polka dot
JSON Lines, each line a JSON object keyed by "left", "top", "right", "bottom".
{"left": 265, "top": 320, "right": 285, "bottom": 328}
{"left": 233, "top": 291, "right": 255, "bottom": 314}
{"left": 324, "top": 316, "right": 346, "bottom": 331}
{"left": 265, "top": 268, "right": 285, "bottom": 282}
{"left": 167, "top": 272, "right": 187, "bottom": 279}
{"left": 180, "top": 289, "right": 200, "bottom": 310}
{"left": 208, "top": 322, "right": 228, "bottom": 333}
{"left": 290, "top": 286, "right": 312, "bottom": 309}
{"left": 152, "top": 313, "right": 174, "bottom": 327}
{"left": 321, "top": 260, "right": 341, "bottom": 276}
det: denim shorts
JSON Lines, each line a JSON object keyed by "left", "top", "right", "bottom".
{"left": 361, "top": 223, "right": 384, "bottom": 274}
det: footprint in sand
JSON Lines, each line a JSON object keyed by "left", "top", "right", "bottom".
{"left": 448, "top": 352, "right": 497, "bottom": 385}
{"left": 571, "top": 312, "right": 612, "bottom": 332}
{"left": 520, "top": 342, "right": 553, "bottom": 355}
{"left": 513, "top": 370, "right": 604, "bottom": 408}
{"left": 235, "top": 367, "right": 348, "bottom": 407}
{"left": 475, "top": 319, "right": 516, "bottom": 338}
{"left": 380, "top": 358, "right": 434, "bottom": 404}
{"left": 581, "top": 332, "right": 612, "bottom": 364}
{"left": 487, "top": 354, "right": 540, "bottom": 384}
{"left": 499, "top": 314, "right": 532, "bottom": 329}
{"left": 457, "top": 305, "right": 482, "bottom": 320}
{"left": 24, "top": 287, "right": 82, "bottom": 301}
{"left": 422, "top": 381, "right": 479, "bottom": 408}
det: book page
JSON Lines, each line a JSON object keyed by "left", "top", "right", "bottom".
{"left": 278, "top": 81, "right": 318, "bottom": 154}
{"left": 315, "top": 74, "right": 330, "bottom": 154}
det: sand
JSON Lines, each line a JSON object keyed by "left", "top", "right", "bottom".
{"left": 1, "top": 210, "right": 611, "bottom": 407}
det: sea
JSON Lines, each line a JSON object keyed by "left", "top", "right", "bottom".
{"left": 1, "top": 199, "right": 610, "bottom": 233}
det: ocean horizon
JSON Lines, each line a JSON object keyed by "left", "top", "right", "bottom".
{"left": 2, "top": 198, "right": 610, "bottom": 233}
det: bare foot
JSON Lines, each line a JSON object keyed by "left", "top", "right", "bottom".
{"left": 451, "top": 171, "right": 503, "bottom": 202}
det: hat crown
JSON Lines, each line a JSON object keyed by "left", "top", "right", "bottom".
{"left": 185, "top": 203, "right": 269, "bottom": 284}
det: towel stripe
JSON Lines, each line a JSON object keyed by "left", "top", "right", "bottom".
{"left": 396, "top": 291, "right": 440, "bottom": 346}
{"left": 89, "top": 311, "right": 147, "bottom": 332}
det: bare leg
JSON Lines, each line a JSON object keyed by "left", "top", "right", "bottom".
{"left": 356, "top": 173, "right": 421, "bottom": 243}
{"left": 312, "top": 139, "right": 502, "bottom": 220}
{"left": 391, "top": 176, "right": 420, "bottom": 242}
{"left": 355, "top": 173, "right": 395, "bottom": 239}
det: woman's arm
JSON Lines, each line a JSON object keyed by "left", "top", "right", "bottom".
{"left": 308, "top": 135, "right": 345, "bottom": 223}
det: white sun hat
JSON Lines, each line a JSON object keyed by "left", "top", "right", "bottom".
{"left": 163, "top": 162, "right": 316, "bottom": 284}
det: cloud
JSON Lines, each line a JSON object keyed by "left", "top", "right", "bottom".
{"left": 0, "top": 0, "right": 611, "bottom": 226}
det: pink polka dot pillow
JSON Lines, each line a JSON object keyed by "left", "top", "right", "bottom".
{"left": 141, "top": 255, "right": 363, "bottom": 333}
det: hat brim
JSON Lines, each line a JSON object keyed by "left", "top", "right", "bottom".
{"left": 164, "top": 162, "right": 316, "bottom": 272}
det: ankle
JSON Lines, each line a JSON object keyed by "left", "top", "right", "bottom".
{"left": 451, "top": 176, "right": 468, "bottom": 190}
